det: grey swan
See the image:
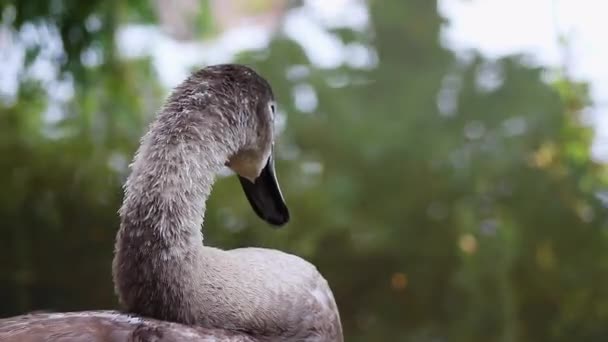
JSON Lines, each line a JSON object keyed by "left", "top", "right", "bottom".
{"left": 0, "top": 64, "right": 343, "bottom": 342}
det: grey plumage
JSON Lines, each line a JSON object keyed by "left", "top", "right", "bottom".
{"left": 0, "top": 311, "right": 256, "bottom": 342}
{"left": 0, "top": 65, "right": 343, "bottom": 342}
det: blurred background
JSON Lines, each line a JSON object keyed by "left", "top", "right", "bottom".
{"left": 1, "top": 0, "right": 608, "bottom": 341}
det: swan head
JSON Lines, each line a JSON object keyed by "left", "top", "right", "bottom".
{"left": 182, "top": 64, "right": 289, "bottom": 227}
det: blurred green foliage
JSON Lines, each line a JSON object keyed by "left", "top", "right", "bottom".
{"left": 1, "top": 1, "right": 608, "bottom": 341}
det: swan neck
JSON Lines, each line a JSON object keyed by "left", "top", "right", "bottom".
{"left": 118, "top": 116, "right": 238, "bottom": 245}
{"left": 112, "top": 108, "right": 242, "bottom": 321}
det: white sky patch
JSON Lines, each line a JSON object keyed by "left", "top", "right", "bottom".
{"left": 117, "top": 24, "right": 272, "bottom": 88}
{"left": 284, "top": 0, "right": 372, "bottom": 70}
{"left": 0, "top": 29, "right": 23, "bottom": 101}
{"left": 283, "top": 7, "right": 345, "bottom": 69}
{"left": 293, "top": 83, "right": 318, "bottom": 113}
{"left": 439, "top": 0, "right": 561, "bottom": 64}
{"left": 304, "top": 0, "right": 369, "bottom": 31}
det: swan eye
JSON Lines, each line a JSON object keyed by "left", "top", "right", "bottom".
{"left": 269, "top": 102, "right": 276, "bottom": 119}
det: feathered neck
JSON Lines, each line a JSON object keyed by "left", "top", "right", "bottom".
{"left": 118, "top": 101, "right": 243, "bottom": 244}
{"left": 111, "top": 99, "right": 243, "bottom": 322}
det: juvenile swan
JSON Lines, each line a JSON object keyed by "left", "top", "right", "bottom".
{"left": 0, "top": 65, "right": 343, "bottom": 342}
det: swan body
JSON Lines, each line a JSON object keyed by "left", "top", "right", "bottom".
{"left": 0, "top": 65, "right": 343, "bottom": 341}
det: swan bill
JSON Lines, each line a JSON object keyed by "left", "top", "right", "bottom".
{"left": 238, "top": 155, "right": 289, "bottom": 226}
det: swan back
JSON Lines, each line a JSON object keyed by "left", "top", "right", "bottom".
{"left": 0, "top": 311, "right": 257, "bottom": 342}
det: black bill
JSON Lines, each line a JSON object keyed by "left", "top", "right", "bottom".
{"left": 238, "top": 154, "right": 289, "bottom": 226}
